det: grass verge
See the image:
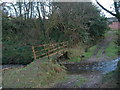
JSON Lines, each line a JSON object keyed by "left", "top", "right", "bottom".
{"left": 105, "top": 41, "right": 118, "bottom": 60}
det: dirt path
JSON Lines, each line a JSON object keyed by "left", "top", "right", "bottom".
{"left": 77, "top": 31, "right": 117, "bottom": 88}
{"left": 93, "top": 31, "right": 115, "bottom": 56}
{"left": 53, "top": 70, "right": 103, "bottom": 88}
{"left": 80, "top": 71, "right": 102, "bottom": 88}
{"left": 81, "top": 31, "right": 117, "bottom": 63}
{"left": 53, "top": 75, "right": 84, "bottom": 88}
{"left": 53, "top": 30, "right": 118, "bottom": 88}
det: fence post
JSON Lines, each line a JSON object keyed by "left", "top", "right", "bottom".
{"left": 63, "top": 42, "right": 65, "bottom": 54}
{"left": 44, "top": 44, "right": 50, "bottom": 60}
{"left": 47, "top": 44, "right": 50, "bottom": 59}
{"left": 32, "top": 46, "right": 36, "bottom": 60}
{"left": 57, "top": 42, "right": 60, "bottom": 57}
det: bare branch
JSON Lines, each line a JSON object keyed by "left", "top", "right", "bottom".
{"left": 95, "top": 0, "right": 116, "bottom": 16}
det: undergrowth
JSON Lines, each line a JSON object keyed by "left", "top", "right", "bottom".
{"left": 67, "top": 43, "right": 85, "bottom": 62}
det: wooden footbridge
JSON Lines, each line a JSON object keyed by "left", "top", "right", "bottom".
{"left": 32, "top": 41, "right": 68, "bottom": 60}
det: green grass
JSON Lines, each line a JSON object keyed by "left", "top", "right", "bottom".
{"left": 83, "top": 30, "right": 118, "bottom": 60}
{"left": 3, "top": 59, "right": 66, "bottom": 88}
{"left": 67, "top": 43, "right": 85, "bottom": 62}
{"left": 83, "top": 45, "right": 97, "bottom": 59}
{"left": 105, "top": 41, "right": 118, "bottom": 60}
{"left": 102, "top": 70, "right": 118, "bottom": 88}
{"left": 96, "top": 49, "right": 103, "bottom": 58}
{"left": 69, "top": 56, "right": 81, "bottom": 62}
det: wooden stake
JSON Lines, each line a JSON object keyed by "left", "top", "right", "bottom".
{"left": 32, "top": 46, "right": 36, "bottom": 60}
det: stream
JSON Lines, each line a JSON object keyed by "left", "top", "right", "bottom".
{"left": 1, "top": 58, "right": 120, "bottom": 74}
{"left": 63, "top": 58, "right": 120, "bottom": 74}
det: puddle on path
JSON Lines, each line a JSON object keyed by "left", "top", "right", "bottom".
{"left": 63, "top": 58, "right": 120, "bottom": 74}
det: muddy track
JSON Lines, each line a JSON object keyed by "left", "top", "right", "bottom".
{"left": 80, "top": 72, "right": 102, "bottom": 88}
{"left": 53, "top": 31, "right": 118, "bottom": 88}
{"left": 93, "top": 31, "right": 116, "bottom": 56}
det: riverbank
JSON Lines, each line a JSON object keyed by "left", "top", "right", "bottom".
{"left": 2, "top": 60, "right": 66, "bottom": 88}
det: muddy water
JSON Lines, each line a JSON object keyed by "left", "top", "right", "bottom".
{"left": 63, "top": 58, "right": 120, "bottom": 74}
{"left": 1, "top": 65, "right": 25, "bottom": 70}
{"left": 1, "top": 58, "right": 120, "bottom": 74}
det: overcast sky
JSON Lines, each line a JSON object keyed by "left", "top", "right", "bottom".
{"left": 92, "top": 0, "right": 114, "bottom": 17}
{"left": 1, "top": 0, "right": 115, "bottom": 18}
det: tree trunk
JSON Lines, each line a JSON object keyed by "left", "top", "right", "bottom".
{"left": 36, "top": 2, "right": 46, "bottom": 41}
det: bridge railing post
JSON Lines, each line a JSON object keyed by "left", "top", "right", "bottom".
{"left": 47, "top": 44, "right": 50, "bottom": 60}
{"left": 32, "top": 46, "right": 36, "bottom": 60}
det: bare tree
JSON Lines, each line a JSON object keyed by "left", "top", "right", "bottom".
{"left": 10, "top": 3, "right": 18, "bottom": 17}
{"left": 30, "top": 2, "right": 33, "bottom": 18}
{"left": 36, "top": 2, "right": 47, "bottom": 41}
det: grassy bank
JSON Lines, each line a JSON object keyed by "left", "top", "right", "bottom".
{"left": 2, "top": 56, "right": 88, "bottom": 88}
{"left": 101, "top": 70, "right": 118, "bottom": 88}
{"left": 67, "top": 43, "right": 85, "bottom": 62}
{"left": 2, "top": 58, "right": 67, "bottom": 88}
